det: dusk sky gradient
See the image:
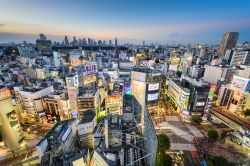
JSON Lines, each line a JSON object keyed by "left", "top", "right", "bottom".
{"left": 0, "top": 0, "right": 250, "bottom": 44}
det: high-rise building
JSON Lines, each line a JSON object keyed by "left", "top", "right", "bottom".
{"left": 0, "top": 86, "right": 23, "bottom": 150}
{"left": 131, "top": 67, "right": 161, "bottom": 114}
{"left": 39, "top": 33, "right": 47, "bottom": 40}
{"left": 225, "top": 49, "right": 250, "bottom": 66}
{"left": 64, "top": 36, "right": 69, "bottom": 46}
{"left": 115, "top": 37, "right": 119, "bottom": 60}
{"left": 218, "top": 32, "right": 239, "bottom": 57}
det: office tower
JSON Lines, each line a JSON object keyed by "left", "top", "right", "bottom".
{"left": 225, "top": 49, "right": 250, "bottom": 66}
{"left": 72, "top": 36, "right": 77, "bottom": 45}
{"left": 87, "top": 38, "right": 92, "bottom": 45}
{"left": 109, "top": 40, "right": 112, "bottom": 45}
{"left": 64, "top": 36, "right": 69, "bottom": 46}
{"left": 0, "top": 86, "right": 23, "bottom": 150}
{"left": 115, "top": 37, "right": 119, "bottom": 59}
{"left": 39, "top": 33, "right": 47, "bottom": 40}
{"left": 218, "top": 32, "right": 239, "bottom": 57}
{"left": 82, "top": 38, "right": 87, "bottom": 45}
{"left": 36, "top": 34, "right": 52, "bottom": 51}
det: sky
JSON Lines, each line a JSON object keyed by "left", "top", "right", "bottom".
{"left": 0, "top": 0, "right": 250, "bottom": 44}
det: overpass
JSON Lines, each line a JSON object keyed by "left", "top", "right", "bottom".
{"left": 210, "top": 108, "right": 250, "bottom": 131}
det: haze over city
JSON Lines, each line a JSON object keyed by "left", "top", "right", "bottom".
{"left": 1, "top": 0, "right": 250, "bottom": 44}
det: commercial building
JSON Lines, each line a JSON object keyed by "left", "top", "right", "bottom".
{"left": 0, "top": 86, "right": 23, "bottom": 150}
{"left": 131, "top": 67, "right": 161, "bottom": 114}
{"left": 203, "top": 65, "right": 230, "bottom": 84}
{"left": 66, "top": 74, "right": 79, "bottom": 116}
{"left": 218, "top": 32, "right": 239, "bottom": 57}
{"left": 168, "top": 78, "right": 190, "bottom": 112}
{"left": 51, "top": 149, "right": 90, "bottom": 166}
{"left": 77, "top": 110, "right": 97, "bottom": 148}
{"left": 42, "top": 92, "right": 70, "bottom": 122}
{"left": 14, "top": 85, "right": 54, "bottom": 118}
{"left": 168, "top": 76, "right": 210, "bottom": 116}
{"left": 105, "top": 95, "right": 123, "bottom": 115}
{"left": 225, "top": 49, "right": 250, "bottom": 66}
{"left": 93, "top": 95, "right": 157, "bottom": 166}
{"left": 36, "top": 119, "right": 77, "bottom": 160}
{"left": 218, "top": 75, "right": 250, "bottom": 114}
{"left": 70, "top": 49, "right": 85, "bottom": 67}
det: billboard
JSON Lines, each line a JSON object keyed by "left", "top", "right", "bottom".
{"left": 148, "top": 83, "right": 159, "bottom": 91}
{"left": 0, "top": 88, "right": 11, "bottom": 100}
{"left": 66, "top": 75, "right": 79, "bottom": 89}
{"left": 147, "top": 93, "right": 159, "bottom": 101}
{"left": 83, "top": 74, "right": 96, "bottom": 85}
{"left": 124, "top": 83, "right": 132, "bottom": 95}
{"left": 231, "top": 76, "right": 250, "bottom": 92}
{"left": 85, "top": 65, "right": 97, "bottom": 74}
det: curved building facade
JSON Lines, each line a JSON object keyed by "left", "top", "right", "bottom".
{"left": 0, "top": 86, "right": 22, "bottom": 150}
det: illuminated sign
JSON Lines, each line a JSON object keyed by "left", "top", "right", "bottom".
{"left": 0, "top": 88, "right": 11, "bottom": 100}
{"left": 51, "top": 71, "right": 58, "bottom": 77}
{"left": 209, "top": 85, "right": 216, "bottom": 95}
{"left": 83, "top": 74, "right": 96, "bottom": 85}
{"left": 147, "top": 93, "right": 159, "bottom": 101}
{"left": 136, "top": 54, "right": 143, "bottom": 57}
{"left": 124, "top": 83, "right": 132, "bottom": 95}
{"left": 148, "top": 83, "right": 159, "bottom": 91}
{"left": 231, "top": 76, "right": 250, "bottom": 92}
{"left": 85, "top": 65, "right": 97, "bottom": 74}
{"left": 71, "top": 112, "right": 78, "bottom": 119}
{"left": 196, "top": 102, "right": 205, "bottom": 106}
{"left": 66, "top": 75, "right": 79, "bottom": 89}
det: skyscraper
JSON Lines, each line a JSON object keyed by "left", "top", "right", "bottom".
{"left": 64, "top": 36, "right": 69, "bottom": 46}
{"left": 39, "top": 33, "right": 47, "bottom": 40}
{"left": 218, "top": 32, "right": 239, "bottom": 57}
{"left": 115, "top": 37, "right": 119, "bottom": 60}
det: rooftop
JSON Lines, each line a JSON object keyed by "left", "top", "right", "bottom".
{"left": 132, "top": 67, "right": 160, "bottom": 74}
{"left": 79, "top": 110, "right": 96, "bottom": 124}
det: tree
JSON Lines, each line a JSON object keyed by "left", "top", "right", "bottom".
{"left": 157, "top": 134, "right": 170, "bottom": 152}
{"left": 220, "top": 131, "right": 227, "bottom": 139}
{"left": 207, "top": 129, "right": 218, "bottom": 141}
{"left": 176, "top": 71, "right": 183, "bottom": 77}
{"left": 156, "top": 152, "right": 172, "bottom": 166}
{"left": 243, "top": 109, "right": 250, "bottom": 117}
{"left": 191, "top": 116, "right": 202, "bottom": 125}
{"left": 207, "top": 156, "right": 233, "bottom": 166}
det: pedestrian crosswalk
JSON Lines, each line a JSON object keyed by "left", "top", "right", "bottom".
{"left": 165, "top": 116, "right": 179, "bottom": 121}
{"left": 155, "top": 122, "right": 195, "bottom": 142}
{"left": 185, "top": 124, "right": 203, "bottom": 137}
{"left": 170, "top": 143, "right": 196, "bottom": 151}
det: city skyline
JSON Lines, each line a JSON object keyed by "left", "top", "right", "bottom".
{"left": 1, "top": 0, "right": 250, "bottom": 44}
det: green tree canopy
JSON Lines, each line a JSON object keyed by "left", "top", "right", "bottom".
{"left": 243, "top": 109, "right": 250, "bottom": 117}
{"left": 156, "top": 152, "right": 172, "bottom": 166}
{"left": 207, "top": 156, "right": 234, "bottom": 166}
{"left": 176, "top": 71, "right": 183, "bottom": 77}
{"left": 207, "top": 129, "right": 219, "bottom": 141}
{"left": 157, "top": 134, "right": 170, "bottom": 152}
{"left": 191, "top": 116, "right": 202, "bottom": 125}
